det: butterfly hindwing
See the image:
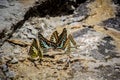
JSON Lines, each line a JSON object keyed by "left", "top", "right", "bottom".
{"left": 29, "top": 39, "right": 39, "bottom": 58}
{"left": 29, "top": 38, "right": 43, "bottom": 59}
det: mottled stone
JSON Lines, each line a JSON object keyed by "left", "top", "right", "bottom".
{"left": 10, "top": 57, "right": 18, "bottom": 64}
{"left": 5, "top": 71, "right": 15, "bottom": 78}
{"left": 1, "top": 64, "right": 8, "bottom": 72}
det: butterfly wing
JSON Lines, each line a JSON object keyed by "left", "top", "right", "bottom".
{"left": 29, "top": 38, "right": 43, "bottom": 59}
{"left": 57, "top": 28, "right": 67, "bottom": 49}
{"left": 38, "top": 33, "right": 57, "bottom": 49}
{"left": 50, "top": 31, "right": 59, "bottom": 43}
{"left": 29, "top": 39, "right": 39, "bottom": 58}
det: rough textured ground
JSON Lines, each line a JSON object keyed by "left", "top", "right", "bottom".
{"left": 0, "top": 0, "right": 120, "bottom": 80}
{"left": 0, "top": 0, "right": 37, "bottom": 46}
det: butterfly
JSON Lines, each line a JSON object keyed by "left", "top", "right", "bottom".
{"left": 29, "top": 28, "right": 77, "bottom": 60}
{"left": 29, "top": 38, "right": 43, "bottom": 60}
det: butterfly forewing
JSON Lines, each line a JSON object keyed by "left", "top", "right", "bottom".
{"left": 38, "top": 32, "right": 57, "bottom": 49}
{"left": 50, "top": 31, "right": 59, "bottom": 43}
{"left": 57, "top": 28, "right": 67, "bottom": 49}
{"left": 68, "top": 34, "right": 77, "bottom": 49}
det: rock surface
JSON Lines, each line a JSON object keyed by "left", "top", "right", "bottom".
{"left": 0, "top": 0, "right": 120, "bottom": 80}
{"left": 0, "top": 0, "right": 36, "bottom": 46}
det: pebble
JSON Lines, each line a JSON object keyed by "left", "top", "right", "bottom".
{"left": 18, "top": 57, "right": 26, "bottom": 62}
{"left": 1, "top": 64, "right": 8, "bottom": 72}
{"left": 14, "top": 48, "right": 21, "bottom": 54}
{"left": 114, "top": 66, "right": 120, "bottom": 72}
{"left": 5, "top": 71, "right": 15, "bottom": 78}
{"left": 57, "top": 65, "right": 63, "bottom": 70}
{"left": 10, "top": 57, "right": 18, "bottom": 64}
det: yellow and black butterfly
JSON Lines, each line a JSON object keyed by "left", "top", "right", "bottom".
{"left": 29, "top": 38, "right": 43, "bottom": 60}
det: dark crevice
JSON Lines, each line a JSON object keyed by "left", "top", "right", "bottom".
{"left": 8, "top": 20, "right": 25, "bottom": 38}
{"left": 0, "top": 29, "right": 6, "bottom": 39}
{"left": 24, "top": 0, "right": 87, "bottom": 20}
{"left": 112, "top": 0, "right": 120, "bottom": 5}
